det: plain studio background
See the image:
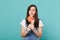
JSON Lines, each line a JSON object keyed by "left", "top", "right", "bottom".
{"left": 0, "top": 0, "right": 60, "bottom": 40}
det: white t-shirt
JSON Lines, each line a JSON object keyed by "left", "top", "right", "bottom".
{"left": 20, "top": 19, "right": 44, "bottom": 39}
{"left": 20, "top": 19, "right": 44, "bottom": 28}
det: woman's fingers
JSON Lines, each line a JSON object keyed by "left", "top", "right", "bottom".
{"left": 31, "top": 20, "right": 35, "bottom": 24}
{"left": 27, "top": 16, "right": 35, "bottom": 23}
{"left": 28, "top": 24, "right": 34, "bottom": 30}
{"left": 28, "top": 24, "right": 31, "bottom": 28}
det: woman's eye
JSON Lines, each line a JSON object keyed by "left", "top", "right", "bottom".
{"left": 33, "top": 10, "right": 35, "bottom": 11}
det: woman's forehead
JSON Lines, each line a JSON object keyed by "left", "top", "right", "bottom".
{"left": 30, "top": 7, "right": 36, "bottom": 10}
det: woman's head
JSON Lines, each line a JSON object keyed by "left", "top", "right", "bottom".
{"left": 27, "top": 4, "right": 38, "bottom": 17}
{"left": 28, "top": 5, "right": 36, "bottom": 17}
{"left": 26, "top": 4, "right": 39, "bottom": 28}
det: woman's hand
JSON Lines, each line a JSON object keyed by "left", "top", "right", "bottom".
{"left": 30, "top": 17, "right": 35, "bottom": 24}
{"left": 27, "top": 16, "right": 35, "bottom": 24}
{"left": 27, "top": 16, "right": 35, "bottom": 30}
{"left": 28, "top": 24, "right": 34, "bottom": 30}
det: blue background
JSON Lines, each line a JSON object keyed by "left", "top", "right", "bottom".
{"left": 0, "top": 0, "right": 60, "bottom": 40}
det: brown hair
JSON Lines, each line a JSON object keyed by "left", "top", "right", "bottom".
{"left": 25, "top": 4, "right": 39, "bottom": 28}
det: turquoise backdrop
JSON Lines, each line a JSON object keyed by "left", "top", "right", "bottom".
{"left": 0, "top": 0, "right": 60, "bottom": 40}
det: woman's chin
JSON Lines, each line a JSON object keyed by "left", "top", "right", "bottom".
{"left": 30, "top": 15, "right": 33, "bottom": 17}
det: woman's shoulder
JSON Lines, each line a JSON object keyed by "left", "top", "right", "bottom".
{"left": 39, "top": 19, "right": 42, "bottom": 22}
{"left": 38, "top": 19, "right": 44, "bottom": 27}
{"left": 20, "top": 19, "right": 26, "bottom": 24}
{"left": 20, "top": 19, "right": 25, "bottom": 23}
{"left": 22, "top": 19, "right": 26, "bottom": 21}
{"left": 20, "top": 19, "right": 26, "bottom": 27}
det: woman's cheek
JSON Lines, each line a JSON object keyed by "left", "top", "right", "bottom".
{"left": 29, "top": 11, "right": 31, "bottom": 15}
{"left": 32, "top": 12, "right": 35, "bottom": 16}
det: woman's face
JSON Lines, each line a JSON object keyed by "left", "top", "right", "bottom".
{"left": 29, "top": 6, "right": 36, "bottom": 17}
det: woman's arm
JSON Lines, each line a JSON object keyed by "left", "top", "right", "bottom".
{"left": 32, "top": 26, "right": 42, "bottom": 38}
{"left": 20, "top": 25, "right": 31, "bottom": 37}
{"left": 27, "top": 24, "right": 43, "bottom": 38}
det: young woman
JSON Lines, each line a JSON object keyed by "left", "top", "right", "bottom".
{"left": 20, "top": 4, "right": 44, "bottom": 40}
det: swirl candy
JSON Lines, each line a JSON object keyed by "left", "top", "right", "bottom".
{"left": 27, "top": 16, "right": 35, "bottom": 23}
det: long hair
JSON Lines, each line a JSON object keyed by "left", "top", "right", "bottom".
{"left": 25, "top": 4, "right": 39, "bottom": 28}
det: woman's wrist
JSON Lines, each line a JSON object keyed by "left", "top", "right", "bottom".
{"left": 26, "top": 27, "right": 31, "bottom": 33}
{"left": 32, "top": 27, "right": 37, "bottom": 31}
